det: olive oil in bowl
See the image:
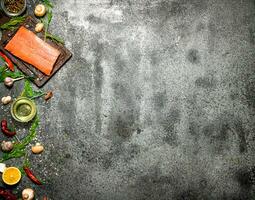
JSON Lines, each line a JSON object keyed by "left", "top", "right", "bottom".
{"left": 11, "top": 97, "right": 37, "bottom": 123}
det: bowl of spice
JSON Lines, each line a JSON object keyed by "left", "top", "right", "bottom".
{"left": 1, "top": 0, "right": 26, "bottom": 17}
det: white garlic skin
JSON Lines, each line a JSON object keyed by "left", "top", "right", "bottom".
{"left": 1, "top": 96, "right": 12, "bottom": 105}
{"left": 4, "top": 77, "right": 14, "bottom": 87}
{"left": 1, "top": 141, "right": 14, "bottom": 152}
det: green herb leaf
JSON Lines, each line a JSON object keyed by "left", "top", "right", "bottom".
{"left": 21, "top": 79, "right": 34, "bottom": 98}
{"left": 48, "top": 10, "right": 53, "bottom": 25}
{"left": 0, "top": 16, "right": 25, "bottom": 30}
{"left": 0, "top": 66, "right": 24, "bottom": 82}
{"left": 21, "top": 79, "right": 45, "bottom": 99}
{"left": 43, "top": 9, "right": 53, "bottom": 40}
{"left": 45, "top": 32, "right": 65, "bottom": 44}
{"left": 0, "top": 116, "right": 40, "bottom": 162}
{"left": 43, "top": 0, "right": 53, "bottom": 8}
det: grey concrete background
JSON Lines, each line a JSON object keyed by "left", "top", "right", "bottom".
{"left": 1, "top": 0, "right": 255, "bottom": 199}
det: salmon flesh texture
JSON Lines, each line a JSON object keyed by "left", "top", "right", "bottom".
{"left": 5, "top": 26, "right": 60, "bottom": 76}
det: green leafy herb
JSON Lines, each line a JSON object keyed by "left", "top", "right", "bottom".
{"left": 0, "top": 115, "right": 40, "bottom": 162}
{"left": 29, "top": 90, "right": 45, "bottom": 99}
{"left": 0, "top": 66, "right": 23, "bottom": 82}
{"left": 40, "top": 0, "right": 65, "bottom": 44}
{"left": 41, "top": 0, "right": 53, "bottom": 41}
{"left": 0, "top": 16, "right": 25, "bottom": 30}
{"left": 21, "top": 79, "right": 34, "bottom": 97}
{"left": 43, "top": 0, "right": 53, "bottom": 8}
{"left": 20, "top": 79, "right": 46, "bottom": 99}
{"left": 43, "top": 10, "right": 53, "bottom": 41}
{"left": 45, "top": 32, "right": 65, "bottom": 44}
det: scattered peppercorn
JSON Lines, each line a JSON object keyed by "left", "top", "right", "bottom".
{"left": 4, "top": 0, "right": 25, "bottom": 14}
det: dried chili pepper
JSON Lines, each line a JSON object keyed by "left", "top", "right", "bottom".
{"left": 23, "top": 167, "right": 42, "bottom": 185}
{"left": 1, "top": 120, "right": 16, "bottom": 137}
{"left": 0, "top": 52, "right": 14, "bottom": 71}
{"left": 0, "top": 187, "right": 17, "bottom": 200}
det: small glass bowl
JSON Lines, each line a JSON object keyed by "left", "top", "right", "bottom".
{"left": 1, "top": 0, "right": 27, "bottom": 17}
{"left": 11, "top": 97, "right": 37, "bottom": 123}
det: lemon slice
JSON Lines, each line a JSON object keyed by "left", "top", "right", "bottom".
{"left": 2, "top": 167, "right": 21, "bottom": 185}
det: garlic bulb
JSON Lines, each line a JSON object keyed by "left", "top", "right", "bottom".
{"left": 4, "top": 77, "right": 24, "bottom": 87}
{"left": 4, "top": 77, "right": 14, "bottom": 87}
{"left": 1, "top": 141, "right": 14, "bottom": 152}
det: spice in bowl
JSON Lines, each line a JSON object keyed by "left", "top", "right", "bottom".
{"left": 1, "top": 0, "right": 26, "bottom": 17}
{"left": 4, "top": 0, "right": 25, "bottom": 13}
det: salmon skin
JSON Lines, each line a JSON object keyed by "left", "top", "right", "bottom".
{"left": 5, "top": 26, "right": 60, "bottom": 76}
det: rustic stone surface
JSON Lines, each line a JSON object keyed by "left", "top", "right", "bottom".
{"left": 1, "top": 0, "right": 255, "bottom": 199}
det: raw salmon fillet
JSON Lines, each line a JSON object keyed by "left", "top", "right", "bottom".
{"left": 5, "top": 26, "right": 60, "bottom": 76}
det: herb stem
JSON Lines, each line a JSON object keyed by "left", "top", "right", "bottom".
{"left": 30, "top": 93, "right": 46, "bottom": 100}
{"left": 14, "top": 135, "right": 20, "bottom": 143}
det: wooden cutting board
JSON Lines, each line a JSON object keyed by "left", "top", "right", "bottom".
{"left": 0, "top": 15, "right": 72, "bottom": 87}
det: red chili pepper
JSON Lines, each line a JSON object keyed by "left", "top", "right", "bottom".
{"left": 1, "top": 120, "right": 16, "bottom": 137}
{"left": 0, "top": 187, "right": 17, "bottom": 200}
{"left": 0, "top": 52, "right": 14, "bottom": 71}
{"left": 23, "top": 167, "right": 42, "bottom": 185}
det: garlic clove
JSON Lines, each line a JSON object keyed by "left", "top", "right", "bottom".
{"left": 31, "top": 143, "right": 44, "bottom": 154}
{"left": 1, "top": 96, "right": 12, "bottom": 105}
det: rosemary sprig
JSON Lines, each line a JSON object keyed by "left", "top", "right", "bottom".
{"left": 43, "top": 10, "right": 52, "bottom": 41}
{"left": 41, "top": 0, "right": 53, "bottom": 41}
{"left": 43, "top": 0, "right": 53, "bottom": 8}
{"left": 45, "top": 32, "right": 64, "bottom": 44}
{"left": 40, "top": 0, "right": 65, "bottom": 44}
{"left": 0, "top": 16, "right": 25, "bottom": 30}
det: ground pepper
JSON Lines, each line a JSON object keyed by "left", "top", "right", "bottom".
{"left": 4, "top": 0, "right": 25, "bottom": 14}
